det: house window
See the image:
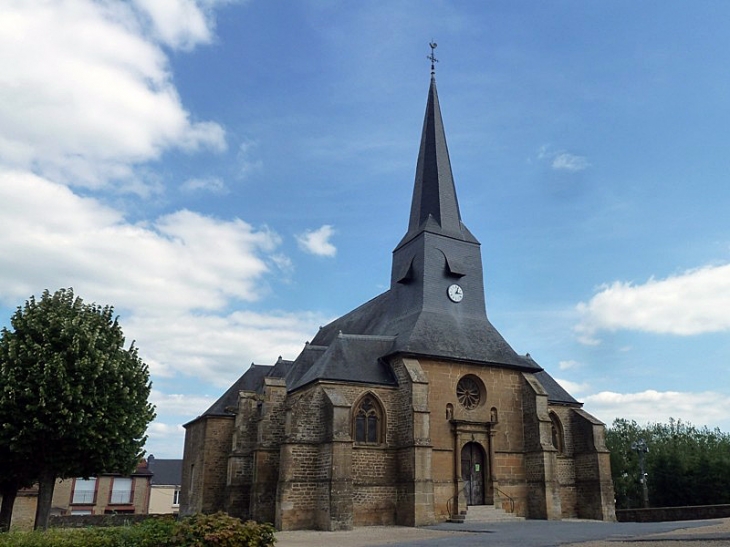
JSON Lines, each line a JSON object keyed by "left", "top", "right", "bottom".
{"left": 110, "top": 477, "right": 133, "bottom": 504}
{"left": 354, "top": 395, "right": 383, "bottom": 444}
{"left": 173, "top": 489, "right": 180, "bottom": 506}
{"left": 71, "top": 478, "right": 96, "bottom": 504}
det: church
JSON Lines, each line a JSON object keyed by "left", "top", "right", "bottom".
{"left": 180, "top": 63, "right": 616, "bottom": 530}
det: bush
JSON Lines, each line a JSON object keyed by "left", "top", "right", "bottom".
{"left": 0, "top": 513, "right": 274, "bottom": 547}
{"left": 170, "top": 512, "right": 276, "bottom": 547}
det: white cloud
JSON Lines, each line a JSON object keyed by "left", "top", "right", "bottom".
{"left": 551, "top": 152, "right": 590, "bottom": 172}
{"left": 0, "top": 170, "right": 282, "bottom": 315}
{"left": 150, "top": 390, "right": 215, "bottom": 416}
{"left": 536, "top": 145, "right": 590, "bottom": 172}
{"left": 296, "top": 225, "right": 337, "bottom": 257}
{"left": 0, "top": 168, "right": 327, "bottom": 382}
{"left": 558, "top": 359, "right": 582, "bottom": 370}
{"left": 181, "top": 176, "right": 228, "bottom": 194}
{"left": 131, "top": 0, "right": 228, "bottom": 51}
{"left": 575, "top": 264, "right": 730, "bottom": 343}
{"left": 145, "top": 422, "right": 186, "bottom": 458}
{"left": 237, "top": 139, "right": 263, "bottom": 179}
{"left": 129, "top": 309, "right": 327, "bottom": 386}
{"left": 583, "top": 390, "right": 730, "bottom": 432}
{"left": 554, "top": 377, "right": 590, "bottom": 396}
{"left": 0, "top": 0, "right": 225, "bottom": 191}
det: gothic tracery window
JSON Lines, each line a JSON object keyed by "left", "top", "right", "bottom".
{"left": 354, "top": 395, "right": 382, "bottom": 444}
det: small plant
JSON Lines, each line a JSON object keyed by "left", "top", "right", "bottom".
{"left": 170, "top": 512, "right": 276, "bottom": 547}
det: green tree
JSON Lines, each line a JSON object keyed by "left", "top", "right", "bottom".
{"left": 0, "top": 288, "right": 155, "bottom": 530}
{"left": 605, "top": 418, "right": 644, "bottom": 509}
{"left": 607, "top": 417, "right": 730, "bottom": 510}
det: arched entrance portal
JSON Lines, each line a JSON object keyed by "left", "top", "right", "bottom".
{"left": 460, "top": 442, "right": 486, "bottom": 505}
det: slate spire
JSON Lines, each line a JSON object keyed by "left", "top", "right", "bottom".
{"left": 397, "top": 73, "right": 477, "bottom": 249}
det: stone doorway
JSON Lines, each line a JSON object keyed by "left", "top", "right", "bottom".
{"left": 460, "top": 442, "right": 486, "bottom": 505}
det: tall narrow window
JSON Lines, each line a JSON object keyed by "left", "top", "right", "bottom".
{"left": 354, "top": 395, "right": 383, "bottom": 444}
{"left": 110, "top": 477, "right": 133, "bottom": 504}
{"left": 550, "top": 412, "right": 565, "bottom": 454}
{"left": 72, "top": 478, "right": 96, "bottom": 504}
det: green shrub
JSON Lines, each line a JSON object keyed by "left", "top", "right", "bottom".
{"left": 170, "top": 512, "right": 276, "bottom": 547}
{"left": 0, "top": 516, "right": 177, "bottom": 547}
{"left": 0, "top": 513, "right": 274, "bottom": 547}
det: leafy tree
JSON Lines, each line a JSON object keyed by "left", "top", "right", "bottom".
{"left": 0, "top": 288, "right": 155, "bottom": 530}
{"left": 607, "top": 417, "right": 730, "bottom": 509}
{"left": 605, "top": 418, "right": 644, "bottom": 509}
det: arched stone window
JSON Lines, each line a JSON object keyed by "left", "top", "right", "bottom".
{"left": 550, "top": 412, "right": 564, "bottom": 454}
{"left": 354, "top": 394, "right": 383, "bottom": 444}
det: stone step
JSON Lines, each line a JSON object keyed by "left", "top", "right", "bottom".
{"left": 464, "top": 504, "right": 524, "bottom": 523}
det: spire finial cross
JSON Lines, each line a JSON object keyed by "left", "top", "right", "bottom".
{"left": 428, "top": 41, "right": 438, "bottom": 75}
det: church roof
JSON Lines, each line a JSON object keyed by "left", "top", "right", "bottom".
{"left": 396, "top": 76, "right": 478, "bottom": 250}
{"left": 288, "top": 334, "right": 397, "bottom": 391}
{"left": 193, "top": 359, "right": 293, "bottom": 421}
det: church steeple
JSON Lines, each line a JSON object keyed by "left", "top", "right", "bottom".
{"left": 396, "top": 67, "right": 477, "bottom": 250}
{"left": 304, "top": 52, "right": 539, "bottom": 375}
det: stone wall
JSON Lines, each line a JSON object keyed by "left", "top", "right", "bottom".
{"left": 616, "top": 504, "right": 730, "bottom": 522}
{"left": 571, "top": 408, "right": 616, "bottom": 521}
{"left": 180, "top": 415, "right": 235, "bottom": 515}
{"left": 522, "top": 373, "right": 562, "bottom": 520}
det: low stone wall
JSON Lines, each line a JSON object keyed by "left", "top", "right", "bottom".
{"left": 616, "top": 504, "right": 730, "bottom": 522}
{"left": 50, "top": 513, "right": 176, "bottom": 529}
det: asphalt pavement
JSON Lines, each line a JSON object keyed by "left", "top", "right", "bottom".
{"left": 275, "top": 518, "right": 729, "bottom": 547}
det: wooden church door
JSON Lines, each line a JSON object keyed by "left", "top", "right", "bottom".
{"left": 460, "top": 442, "right": 485, "bottom": 505}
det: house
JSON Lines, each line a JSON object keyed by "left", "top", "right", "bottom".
{"left": 50, "top": 460, "right": 153, "bottom": 516}
{"left": 181, "top": 65, "right": 616, "bottom": 530}
{"left": 147, "top": 455, "right": 183, "bottom": 514}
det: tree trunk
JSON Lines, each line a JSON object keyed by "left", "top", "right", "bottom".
{"left": 34, "top": 471, "right": 56, "bottom": 531}
{"left": 0, "top": 484, "right": 18, "bottom": 532}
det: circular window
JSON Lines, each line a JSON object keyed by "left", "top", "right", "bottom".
{"left": 456, "top": 376, "right": 482, "bottom": 410}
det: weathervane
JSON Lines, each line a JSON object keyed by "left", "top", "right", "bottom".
{"left": 428, "top": 41, "right": 438, "bottom": 75}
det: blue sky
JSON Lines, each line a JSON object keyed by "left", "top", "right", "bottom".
{"left": 2, "top": 1, "right": 730, "bottom": 458}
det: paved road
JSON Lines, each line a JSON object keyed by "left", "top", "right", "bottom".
{"left": 276, "top": 518, "right": 729, "bottom": 547}
{"left": 421, "top": 519, "right": 723, "bottom": 547}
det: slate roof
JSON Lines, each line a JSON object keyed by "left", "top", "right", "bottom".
{"left": 288, "top": 334, "right": 397, "bottom": 391}
{"left": 194, "top": 359, "right": 292, "bottom": 420}
{"left": 397, "top": 75, "right": 478, "bottom": 250}
{"left": 147, "top": 457, "right": 182, "bottom": 486}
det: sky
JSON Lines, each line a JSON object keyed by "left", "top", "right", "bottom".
{"left": 2, "top": 1, "right": 730, "bottom": 459}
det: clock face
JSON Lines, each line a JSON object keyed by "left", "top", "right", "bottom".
{"left": 447, "top": 284, "right": 463, "bottom": 303}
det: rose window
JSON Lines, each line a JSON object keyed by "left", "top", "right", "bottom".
{"left": 456, "top": 376, "right": 481, "bottom": 409}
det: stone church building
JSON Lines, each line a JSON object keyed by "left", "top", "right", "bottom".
{"left": 180, "top": 71, "right": 616, "bottom": 530}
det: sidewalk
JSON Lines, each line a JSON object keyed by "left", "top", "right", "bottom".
{"left": 275, "top": 517, "right": 730, "bottom": 547}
